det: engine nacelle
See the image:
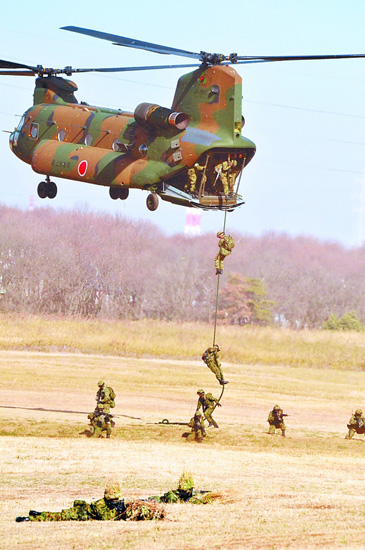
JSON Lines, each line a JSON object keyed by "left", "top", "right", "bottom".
{"left": 134, "top": 102, "right": 189, "bottom": 131}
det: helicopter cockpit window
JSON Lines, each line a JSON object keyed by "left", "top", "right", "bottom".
{"left": 57, "top": 129, "right": 66, "bottom": 141}
{"left": 30, "top": 123, "right": 39, "bottom": 139}
{"left": 10, "top": 115, "right": 26, "bottom": 147}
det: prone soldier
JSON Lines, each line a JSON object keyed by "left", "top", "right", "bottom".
{"left": 149, "top": 471, "right": 211, "bottom": 504}
{"left": 345, "top": 409, "right": 365, "bottom": 439}
{"left": 16, "top": 482, "right": 165, "bottom": 522}
{"left": 267, "top": 405, "right": 288, "bottom": 437}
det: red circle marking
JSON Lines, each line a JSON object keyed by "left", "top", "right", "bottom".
{"left": 78, "top": 160, "right": 88, "bottom": 177}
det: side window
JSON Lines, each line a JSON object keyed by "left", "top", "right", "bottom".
{"left": 30, "top": 122, "right": 39, "bottom": 139}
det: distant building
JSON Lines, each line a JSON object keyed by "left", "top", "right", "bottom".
{"left": 184, "top": 208, "right": 202, "bottom": 237}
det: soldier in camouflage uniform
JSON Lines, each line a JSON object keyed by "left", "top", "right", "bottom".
{"left": 202, "top": 344, "right": 228, "bottom": 385}
{"left": 183, "top": 411, "right": 206, "bottom": 443}
{"left": 215, "top": 231, "right": 235, "bottom": 275}
{"left": 149, "top": 471, "right": 211, "bottom": 504}
{"left": 267, "top": 405, "right": 287, "bottom": 437}
{"left": 16, "top": 482, "right": 126, "bottom": 522}
{"left": 95, "top": 379, "right": 115, "bottom": 414}
{"left": 86, "top": 409, "right": 114, "bottom": 438}
{"left": 345, "top": 409, "right": 365, "bottom": 439}
{"left": 185, "top": 163, "right": 204, "bottom": 195}
{"left": 214, "top": 155, "right": 237, "bottom": 196}
{"left": 196, "top": 389, "right": 221, "bottom": 428}
{"left": 16, "top": 482, "right": 165, "bottom": 522}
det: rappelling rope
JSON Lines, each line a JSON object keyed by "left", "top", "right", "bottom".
{"left": 212, "top": 207, "right": 228, "bottom": 347}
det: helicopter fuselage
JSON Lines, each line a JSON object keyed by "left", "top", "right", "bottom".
{"left": 9, "top": 65, "right": 256, "bottom": 210}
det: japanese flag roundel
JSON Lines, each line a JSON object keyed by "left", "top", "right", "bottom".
{"left": 78, "top": 160, "right": 88, "bottom": 177}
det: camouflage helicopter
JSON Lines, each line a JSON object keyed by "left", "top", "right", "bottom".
{"left": 2, "top": 26, "right": 365, "bottom": 211}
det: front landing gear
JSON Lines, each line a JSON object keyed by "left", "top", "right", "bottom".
{"left": 37, "top": 176, "right": 57, "bottom": 199}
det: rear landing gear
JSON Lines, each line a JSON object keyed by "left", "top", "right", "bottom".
{"left": 37, "top": 176, "right": 57, "bottom": 199}
{"left": 146, "top": 193, "right": 159, "bottom": 211}
{"left": 109, "top": 187, "right": 129, "bottom": 200}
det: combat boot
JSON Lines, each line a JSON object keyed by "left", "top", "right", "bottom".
{"left": 216, "top": 269, "right": 223, "bottom": 275}
{"left": 29, "top": 510, "right": 42, "bottom": 517}
{"left": 16, "top": 516, "right": 30, "bottom": 522}
{"left": 219, "top": 379, "right": 229, "bottom": 385}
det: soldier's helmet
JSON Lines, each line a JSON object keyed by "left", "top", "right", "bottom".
{"left": 273, "top": 405, "right": 281, "bottom": 411}
{"left": 97, "top": 379, "right": 105, "bottom": 387}
{"left": 104, "top": 481, "right": 121, "bottom": 500}
{"left": 197, "top": 389, "right": 205, "bottom": 395}
{"left": 214, "top": 344, "right": 221, "bottom": 351}
{"left": 178, "top": 471, "right": 194, "bottom": 491}
{"left": 195, "top": 411, "right": 202, "bottom": 418}
{"left": 217, "top": 231, "right": 225, "bottom": 238}
{"left": 355, "top": 409, "right": 363, "bottom": 416}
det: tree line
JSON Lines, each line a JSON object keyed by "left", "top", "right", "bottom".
{"left": 0, "top": 204, "right": 364, "bottom": 328}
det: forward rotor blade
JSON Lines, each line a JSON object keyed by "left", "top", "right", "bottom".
{"left": 61, "top": 26, "right": 202, "bottom": 60}
{"left": 235, "top": 54, "right": 365, "bottom": 64}
{"left": 0, "top": 59, "right": 37, "bottom": 73}
{"left": 0, "top": 70, "right": 35, "bottom": 76}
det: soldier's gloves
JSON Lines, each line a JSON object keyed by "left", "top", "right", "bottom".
{"left": 16, "top": 516, "right": 30, "bottom": 522}
{"left": 29, "top": 510, "right": 42, "bottom": 517}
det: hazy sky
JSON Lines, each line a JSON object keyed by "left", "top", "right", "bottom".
{"left": 0, "top": 0, "right": 364, "bottom": 247}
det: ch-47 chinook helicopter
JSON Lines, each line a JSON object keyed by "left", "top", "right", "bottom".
{"left": 2, "top": 26, "right": 365, "bottom": 212}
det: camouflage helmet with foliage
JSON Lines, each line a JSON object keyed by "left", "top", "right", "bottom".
{"left": 104, "top": 481, "right": 121, "bottom": 500}
{"left": 273, "top": 405, "right": 281, "bottom": 411}
{"left": 197, "top": 389, "right": 205, "bottom": 395}
{"left": 217, "top": 231, "right": 225, "bottom": 238}
{"left": 355, "top": 409, "right": 363, "bottom": 416}
{"left": 177, "top": 471, "right": 194, "bottom": 492}
{"left": 97, "top": 379, "right": 105, "bottom": 387}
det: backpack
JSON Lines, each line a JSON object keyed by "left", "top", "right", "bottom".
{"left": 107, "top": 386, "right": 116, "bottom": 408}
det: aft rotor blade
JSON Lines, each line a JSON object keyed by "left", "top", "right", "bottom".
{"left": 61, "top": 26, "right": 202, "bottom": 60}
{"left": 235, "top": 54, "right": 365, "bottom": 64}
{"left": 72, "top": 62, "right": 201, "bottom": 73}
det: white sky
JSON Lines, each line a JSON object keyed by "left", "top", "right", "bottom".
{"left": 0, "top": 0, "right": 364, "bottom": 247}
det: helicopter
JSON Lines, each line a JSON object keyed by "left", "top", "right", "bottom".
{"left": 1, "top": 26, "right": 365, "bottom": 212}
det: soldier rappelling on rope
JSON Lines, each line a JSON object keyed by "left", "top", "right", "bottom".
{"left": 215, "top": 231, "right": 235, "bottom": 275}
{"left": 202, "top": 344, "right": 228, "bottom": 385}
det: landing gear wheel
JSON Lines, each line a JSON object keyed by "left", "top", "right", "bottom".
{"left": 119, "top": 187, "right": 129, "bottom": 200}
{"left": 47, "top": 181, "right": 57, "bottom": 199}
{"left": 109, "top": 187, "right": 120, "bottom": 200}
{"left": 146, "top": 193, "right": 159, "bottom": 211}
{"left": 37, "top": 182, "right": 48, "bottom": 199}
{"left": 109, "top": 187, "right": 130, "bottom": 200}
{"left": 37, "top": 180, "right": 57, "bottom": 199}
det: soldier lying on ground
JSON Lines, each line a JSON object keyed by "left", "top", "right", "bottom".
{"left": 345, "top": 409, "right": 365, "bottom": 439}
{"left": 196, "top": 389, "right": 221, "bottom": 428}
{"left": 182, "top": 411, "right": 206, "bottom": 443}
{"left": 267, "top": 405, "right": 288, "bottom": 437}
{"left": 148, "top": 471, "right": 212, "bottom": 504}
{"left": 16, "top": 482, "right": 165, "bottom": 522}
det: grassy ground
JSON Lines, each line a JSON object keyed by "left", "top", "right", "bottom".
{"left": 1, "top": 349, "right": 365, "bottom": 549}
{"left": 0, "top": 314, "right": 364, "bottom": 369}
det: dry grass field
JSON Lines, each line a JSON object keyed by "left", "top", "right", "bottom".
{"left": 1, "top": 343, "right": 365, "bottom": 550}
